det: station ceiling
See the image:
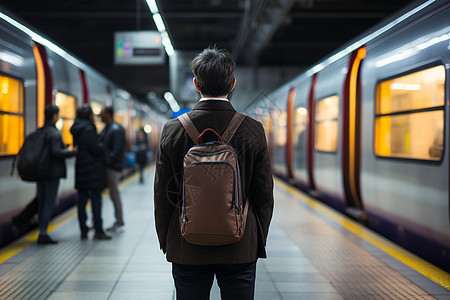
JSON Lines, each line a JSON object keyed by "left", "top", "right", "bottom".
{"left": 2, "top": 0, "right": 413, "bottom": 106}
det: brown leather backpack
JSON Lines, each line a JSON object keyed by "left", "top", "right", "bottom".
{"left": 177, "top": 112, "right": 248, "bottom": 246}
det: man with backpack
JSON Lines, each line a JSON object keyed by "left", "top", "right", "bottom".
{"left": 154, "top": 47, "right": 274, "bottom": 300}
{"left": 36, "top": 105, "right": 76, "bottom": 244}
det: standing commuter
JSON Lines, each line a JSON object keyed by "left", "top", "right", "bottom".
{"left": 37, "top": 105, "right": 76, "bottom": 244}
{"left": 100, "top": 106, "right": 127, "bottom": 232}
{"left": 70, "top": 106, "right": 111, "bottom": 241}
{"left": 154, "top": 46, "right": 274, "bottom": 300}
{"left": 135, "top": 128, "right": 149, "bottom": 184}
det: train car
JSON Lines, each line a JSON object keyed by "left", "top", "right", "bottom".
{"left": 247, "top": 0, "right": 450, "bottom": 272}
{"left": 0, "top": 9, "right": 167, "bottom": 247}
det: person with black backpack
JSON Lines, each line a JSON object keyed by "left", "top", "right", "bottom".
{"left": 154, "top": 46, "right": 274, "bottom": 300}
{"left": 36, "top": 105, "right": 76, "bottom": 244}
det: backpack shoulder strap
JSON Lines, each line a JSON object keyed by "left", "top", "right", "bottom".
{"left": 177, "top": 113, "right": 200, "bottom": 144}
{"left": 222, "top": 112, "right": 246, "bottom": 143}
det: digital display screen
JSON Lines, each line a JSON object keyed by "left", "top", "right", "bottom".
{"left": 114, "top": 31, "right": 165, "bottom": 65}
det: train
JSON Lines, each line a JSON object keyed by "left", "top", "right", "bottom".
{"left": 245, "top": 0, "right": 449, "bottom": 272}
{"left": 0, "top": 8, "right": 168, "bottom": 248}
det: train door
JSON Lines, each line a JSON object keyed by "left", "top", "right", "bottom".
{"left": 47, "top": 49, "right": 81, "bottom": 150}
{"left": 313, "top": 57, "right": 349, "bottom": 211}
{"left": 342, "top": 47, "right": 366, "bottom": 220}
{"left": 307, "top": 74, "right": 317, "bottom": 190}
{"left": 271, "top": 89, "right": 290, "bottom": 177}
{"left": 33, "top": 43, "right": 52, "bottom": 127}
{"left": 286, "top": 87, "right": 296, "bottom": 178}
{"left": 291, "top": 78, "right": 311, "bottom": 191}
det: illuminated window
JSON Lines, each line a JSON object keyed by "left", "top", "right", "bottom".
{"left": 315, "top": 95, "right": 339, "bottom": 152}
{"left": 114, "top": 109, "right": 127, "bottom": 129}
{"left": 262, "top": 117, "right": 272, "bottom": 144}
{"left": 133, "top": 118, "right": 140, "bottom": 132}
{"left": 274, "top": 112, "right": 287, "bottom": 147}
{"left": 375, "top": 66, "right": 445, "bottom": 161}
{"left": 90, "top": 101, "right": 105, "bottom": 133}
{"left": 0, "top": 75, "right": 24, "bottom": 156}
{"left": 55, "top": 92, "right": 77, "bottom": 148}
{"left": 293, "top": 107, "right": 308, "bottom": 148}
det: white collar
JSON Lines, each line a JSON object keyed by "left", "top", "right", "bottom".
{"left": 199, "top": 97, "right": 229, "bottom": 102}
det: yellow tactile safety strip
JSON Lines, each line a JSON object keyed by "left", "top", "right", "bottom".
{"left": 0, "top": 206, "right": 77, "bottom": 264}
{"left": 0, "top": 166, "right": 150, "bottom": 264}
{"left": 274, "top": 177, "right": 450, "bottom": 290}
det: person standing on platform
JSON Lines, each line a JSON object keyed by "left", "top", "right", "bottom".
{"left": 135, "top": 128, "right": 149, "bottom": 184}
{"left": 154, "top": 46, "right": 274, "bottom": 300}
{"left": 37, "top": 105, "right": 76, "bottom": 244}
{"left": 100, "top": 106, "right": 127, "bottom": 232}
{"left": 70, "top": 106, "right": 111, "bottom": 241}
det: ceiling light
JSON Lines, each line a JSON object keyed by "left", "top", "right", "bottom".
{"left": 164, "top": 92, "right": 180, "bottom": 112}
{"left": 146, "top": 0, "right": 159, "bottom": 13}
{"left": 145, "top": 1, "right": 174, "bottom": 57}
{"left": 0, "top": 12, "right": 86, "bottom": 69}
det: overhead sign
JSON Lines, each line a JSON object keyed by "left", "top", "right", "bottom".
{"left": 114, "top": 31, "right": 165, "bottom": 65}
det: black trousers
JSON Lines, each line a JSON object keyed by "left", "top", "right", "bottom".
{"left": 172, "top": 261, "right": 257, "bottom": 300}
{"left": 77, "top": 189, "right": 103, "bottom": 234}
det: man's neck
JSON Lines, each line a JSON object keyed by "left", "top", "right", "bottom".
{"left": 200, "top": 94, "right": 228, "bottom": 99}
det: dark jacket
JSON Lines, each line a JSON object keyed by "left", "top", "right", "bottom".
{"left": 154, "top": 100, "right": 274, "bottom": 265}
{"left": 100, "top": 122, "right": 126, "bottom": 171}
{"left": 42, "top": 121, "right": 75, "bottom": 179}
{"left": 135, "top": 133, "right": 149, "bottom": 164}
{"left": 70, "top": 118, "right": 106, "bottom": 191}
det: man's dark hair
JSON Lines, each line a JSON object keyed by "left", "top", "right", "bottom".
{"left": 77, "top": 106, "right": 93, "bottom": 120}
{"left": 103, "top": 106, "right": 114, "bottom": 117}
{"left": 44, "top": 105, "right": 60, "bottom": 121}
{"left": 190, "top": 46, "right": 236, "bottom": 97}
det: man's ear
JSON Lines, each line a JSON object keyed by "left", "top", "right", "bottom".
{"left": 229, "top": 78, "right": 236, "bottom": 92}
{"left": 193, "top": 78, "right": 201, "bottom": 92}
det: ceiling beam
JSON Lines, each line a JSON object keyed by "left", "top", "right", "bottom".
{"left": 291, "top": 11, "right": 387, "bottom": 19}
{"left": 5, "top": 11, "right": 139, "bottom": 18}
{"left": 165, "top": 12, "right": 242, "bottom": 19}
{"left": 233, "top": 0, "right": 297, "bottom": 64}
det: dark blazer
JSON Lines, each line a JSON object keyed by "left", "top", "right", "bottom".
{"left": 100, "top": 122, "right": 126, "bottom": 171}
{"left": 70, "top": 118, "right": 107, "bottom": 191}
{"left": 154, "top": 100, "right": 274, "bottom": 265}
{"left": 42, "top": 122, "right": 75, "bottom": 179}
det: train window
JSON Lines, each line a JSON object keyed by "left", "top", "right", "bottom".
{"left": 261, "top": 117, "right": 272, "bottom": 145}
{"left": 293, "top": 107, "right": 308, "bottom": 148}
{"left": 114, "top": 109, "right": 128, "bottom": 129}
{"left": 375, "top": 65, "right": 445, "bottom": 161}
{"left": 377, "top": 66, "right": 445, "bottom": 115}
{"left": 55, "top": 92, "right": 77, "bottom": 148}
{"left": 0, "top": 75, "right": 24, "bottom": 156}
{"left": 90, "top": 101, "right": 105, "bottom": 133}
{"left": 274, "top": 112, "right": 287, "bottom": 147}
{"left": 315, "top": 95, "right": 339, "bottom": 152}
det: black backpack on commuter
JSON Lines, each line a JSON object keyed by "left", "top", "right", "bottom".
{"left": 16, "top": 128, "right": 51, "bottom": 182}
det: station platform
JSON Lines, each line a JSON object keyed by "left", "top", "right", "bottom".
{"left": 0, "top": 167, "right": 449, "bottom": 300}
